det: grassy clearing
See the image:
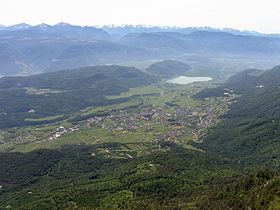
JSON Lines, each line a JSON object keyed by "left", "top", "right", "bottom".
{"left": 106, "top": 85, "right": 163, "bottom": 99}
{"left": 80, "top": 100, "right": 141, "bottom": 116}
{"left": 25, "top": 87, "right": 65, "bottom": 95}
{"left": 24, "top": 114, "right": 64, "bottom": 122}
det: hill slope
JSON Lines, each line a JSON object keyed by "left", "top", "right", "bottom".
{"left": 0, "top": 65, "right": 158, "bottom": 128}
{"left": 197, "top": 171, "right": 280, "bottom": 209}
{"left": 146, "top": 60, "right": 191, "bottom": 79}
{"left": 197, "top": 65, "right": 280, "bottom": 169}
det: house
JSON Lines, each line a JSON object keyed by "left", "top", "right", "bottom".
{"left": 224, "top": 92, "right": 230, "bottom": 96}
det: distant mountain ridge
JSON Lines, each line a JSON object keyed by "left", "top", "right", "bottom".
{"left": 3, "top": 23, "right": 32, "bottom": 30}
{"left": 1, "top": 22, "right": 280, "bottom": 76}
{"left": 102, "top": 24, "right": 269, "bottom": 37}
{"left": 119, "top": 31, "right": 280, "bottom": 55}
{"left": 1, "top": 23, "right": 279, "bottom": 37}
{"left": 0, "top": 22, "right": 109, "bottom": 40}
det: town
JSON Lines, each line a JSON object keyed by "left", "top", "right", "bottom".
{"left": 47, "top": 91, "right": 236, "bottom": 146}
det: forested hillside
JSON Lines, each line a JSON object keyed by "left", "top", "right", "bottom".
{"left": 0, "top": 143, "right": 240, "bottom": 209}
{"left": 0, "top": 65, "right": 158, "bottom": 128}
{"left": 146, "top": 60, "right": 191, "bottom": 78}
{"left": 197, "top": 65, "right": 280, "bottom": 170}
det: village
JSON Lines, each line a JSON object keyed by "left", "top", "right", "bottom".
{"left": 47, "top": 125, "right": 80, "bottom": 141}
{"left": 50, "top": 89, "right": 237, "bottom": 145}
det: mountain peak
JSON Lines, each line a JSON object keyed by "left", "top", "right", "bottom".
{"left": 7, "top": 23, "right": 31, "bottom": 30}
{"left": 55, "top": 22, "right": 72, "bottom": 27}
{"left": 35, "top": 23, "right": 51, "bottom": 29}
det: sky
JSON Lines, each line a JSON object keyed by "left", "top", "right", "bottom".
{"left": 0, "top": 0, "right": 280, "bottom": 33}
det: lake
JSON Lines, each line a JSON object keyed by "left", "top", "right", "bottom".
{"left": 166, "top": 76, "right": 212, "bottom": 85}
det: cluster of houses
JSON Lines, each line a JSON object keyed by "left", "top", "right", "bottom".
{"left": 198, "top": 106, "right": 216, "bottom": 129}
{"left": 154, "top": 129, "right": 191, "bottom": 142}
{"left": 48, "top": 125, "right": 79, "bottom": 141}
{"left": 0, "top": 132, "right": 5, "bottom": 144}
{"left": 44, "top": 94, "right": 230, "bottom": 144}
{"left": 78, "top": 103, "right": 220, "bottom": 144}
{"left": 223, "top": 88, "right": 235, "bottom": 97}
{"left": 85, "top": 110, "right": 161, "bottom": 132}
{"left": 101, "top": 112, "right": 140, "bottom": 132}
{"left": 93, "top": 107, "right": 198, "bottom": 133}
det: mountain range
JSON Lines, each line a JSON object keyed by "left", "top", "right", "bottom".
{"left": 1, "top": 23, "right": 276, "bottom": 37}
{"left": 1, "top": 23, "right": 280, "bottom": 76}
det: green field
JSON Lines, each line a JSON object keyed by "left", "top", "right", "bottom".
{"left": 24, "top": 114, "right": 65, "bottom": 122}
{"left": 106, "top": 85, "right": 163, "bottom": 99}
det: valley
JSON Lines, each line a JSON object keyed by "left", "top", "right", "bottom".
{"left": 1, "top": 20, "right": 280, "bottom": 209}
{"left": 0, "top": 64, "right": 241, "bottom": 209}
{"left": 1, "top": 61, "right": 280, "bottom": 209}
{"left": 0, "top": 81, "right": 233, "bottom": 155}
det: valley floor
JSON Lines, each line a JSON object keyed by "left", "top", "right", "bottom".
{"left": 0, "top": 81, "right": 233, "bottom": 156}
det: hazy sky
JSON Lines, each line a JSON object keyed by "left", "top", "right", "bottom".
{"left": 1, "top": 0, "right": 280, "bottom": 33}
